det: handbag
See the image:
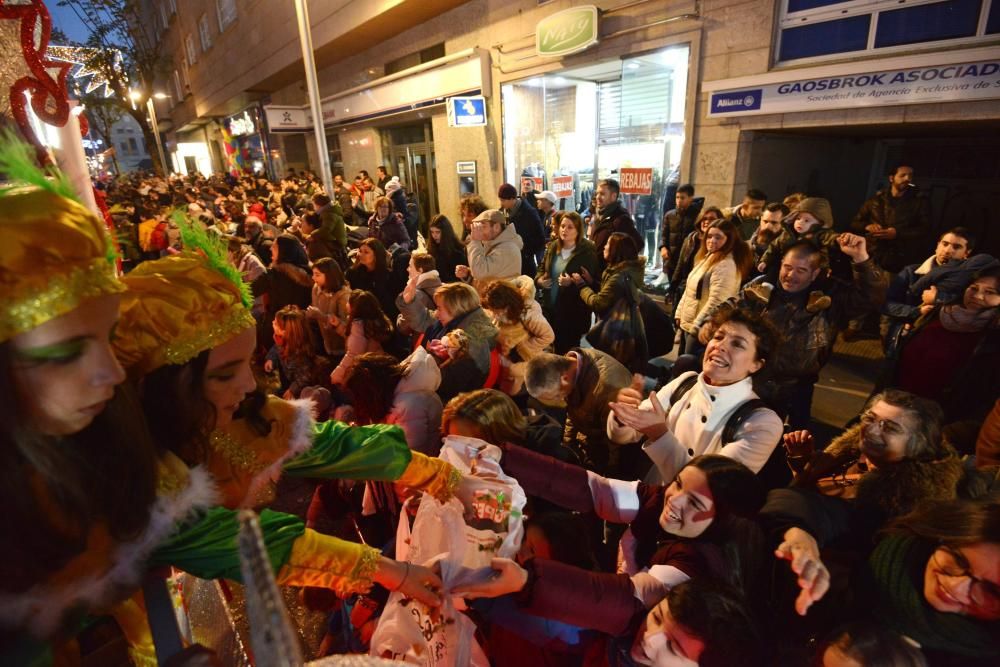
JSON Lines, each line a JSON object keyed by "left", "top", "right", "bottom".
{"left": 586, "top": 272, "right": 649, "bottom": 371}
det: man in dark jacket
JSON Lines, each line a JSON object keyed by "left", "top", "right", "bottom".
{"left": 498, "top": 182, "right": 546, "bottom": 276}
{"left": 701, "top": 234, "right": 887, "bottom": 431}
{"left": 724, "top": 188, "right": 767, "bottom": 244}
{"left": 525, "top": 349, "right": 633, "bottom": 474}
{"left": 851, "top": 164, "right": 931, "bottom": 273}
{"left": 658, "top": 184, "right": 701, "bottom": 279}
{"left": 590, "top": 178, "right": 643, "bottom": 273}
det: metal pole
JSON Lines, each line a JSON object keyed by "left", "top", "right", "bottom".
{"left": 147, "top": 97, "right": 169, "bottom": 175}
{"left": 293, "top": 0, "right": 333, "bottom": 194}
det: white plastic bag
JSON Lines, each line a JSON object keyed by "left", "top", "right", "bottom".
{"left": 437, "top": 435, "right": 526, "bottom": 568}
{"left": 369, "top": 496, "right": 487, "bottom": 666}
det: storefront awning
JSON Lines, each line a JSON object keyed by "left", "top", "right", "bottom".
{"left": 263, "top": 48, "right": 491, "bottom": 132}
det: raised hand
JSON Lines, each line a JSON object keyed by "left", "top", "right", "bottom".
{"left": 837, "top": 233, "right": 869, "bottom": 263}
{"left": 775, "top": 527, "right": 829, "bottom": 616}
{"left": 610, "top": 391, "right": 669, "bottom": 441}
{"left": 616, "top": 373, "right": 646, "bottom": 408}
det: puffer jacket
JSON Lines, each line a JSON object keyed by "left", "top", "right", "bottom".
{"left": 387, "top": 347, "right": 444, "bottom": 455}
{"left": 467, "top": 223, "right": 524, "bottom": 289}
{"left": 368, "top": 211, "right": 411, "bottom": 250}
{"left": 676, "top": 253, "right": 740, "bottom": 335}
{"left": 316, "top": 202, "right": 347, "bottom": 249}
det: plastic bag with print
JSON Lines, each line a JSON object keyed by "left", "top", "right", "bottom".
{"left": 437, "top": 435, "right": 526, "bottom": 568}
{"left": 369, "top": 494, "right": 488, "bottom": 666}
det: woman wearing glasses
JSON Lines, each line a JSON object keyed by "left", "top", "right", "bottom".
{"left": 759, "top": 389, "right": 998, "bottom": 617}
{"left": 865, "top": 499, "right": 1000, "bottom": 663}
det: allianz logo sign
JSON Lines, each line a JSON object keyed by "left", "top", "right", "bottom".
{"left": 710, "top": 89, "right": 763, "bottom": 113}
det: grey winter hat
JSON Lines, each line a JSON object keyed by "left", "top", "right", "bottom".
{"left": 795, "top": 197, "right": 834, "bottom": 228}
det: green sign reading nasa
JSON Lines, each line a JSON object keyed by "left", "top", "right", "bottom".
{"left": 536, "top": 6, "right": 599, "bottom": 58}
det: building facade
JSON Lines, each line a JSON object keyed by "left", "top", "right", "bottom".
{"left": 150, "top": 0, "right": 1000, "bottom": 253}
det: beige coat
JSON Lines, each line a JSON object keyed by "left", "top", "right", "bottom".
{"left": 676, "top": 254, "right": 740, "bottom": 335}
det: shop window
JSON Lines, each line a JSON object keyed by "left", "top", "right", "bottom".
{"left": 502, "top": 45, "right": 690, "bottom": 265}
{"left": 128, "top": 137, "right": 138, "bottom": 153}
{"left": 185, "top": 34, "right": 198, "bottom": 65}
{"left": 777, "top": 0, "right": 999, "bottom": 64}
{"left": 217, "top": 0, "right": 237, "bottom": 31}
{"left": 198, "top": 14, "right": 213, "bottom": 51}
{"left": 325, "top": 132, "right": 343, "bottom": 173}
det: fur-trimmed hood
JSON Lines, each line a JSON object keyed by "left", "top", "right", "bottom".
{"left": 804, "top": 424, "right": 966, "bottom": 522}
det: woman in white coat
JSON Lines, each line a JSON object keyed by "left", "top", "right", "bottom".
{"left": 608, "top": 308, "right": 784, "bottom": 485}
{"left": 675, "top": 218, "right": 753, "bottom": 358}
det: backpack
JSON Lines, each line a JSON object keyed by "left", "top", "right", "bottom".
{"left": 669, "top": 373, "right": 768, "bottom": 444}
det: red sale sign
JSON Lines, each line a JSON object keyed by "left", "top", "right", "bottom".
{"left": 619, "top": 168, "right": 654, "bottom": 195}
{"left": 552, "top": 175, "right": 573, "bottom": 198}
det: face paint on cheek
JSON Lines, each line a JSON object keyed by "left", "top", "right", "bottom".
{"left": 634, "top": 632, "right": 698, "bottom": 667}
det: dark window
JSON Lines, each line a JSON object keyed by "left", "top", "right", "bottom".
{"left": 787, "top": 0, "right": 854, "bottom": 13}
{"left": 875, "top": 0, "right": 982, "bottom": 48}
{"left": 985, "top": 0, "right": 1000, "bottom": 32}
{"left": 779, "top": 15, "right": 870, "bottom": 61}
{"left": 128, "top": 137, "right": 138, "bottom": 152}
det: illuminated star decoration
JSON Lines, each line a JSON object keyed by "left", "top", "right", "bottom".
{"left": 48, "top": 45, "right": 124, "bottom": 98}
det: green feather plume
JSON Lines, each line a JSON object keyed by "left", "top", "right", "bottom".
{"left": 0, "top": 128, "right": 80, "bottom": 204}
{"left": 174, "top": 210, "right": 253, "bottom": 309}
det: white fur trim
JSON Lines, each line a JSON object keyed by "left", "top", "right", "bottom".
{"left": 0, "top": 466, "right": 219, "bottom": 638}
{"left": 239, "top": 398, "right": 316, "bottom": 509}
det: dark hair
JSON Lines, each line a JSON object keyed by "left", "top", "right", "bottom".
{"left": 764, "top": 201, "right": 790, "bottom": 217}
{"left": 685, "top": 455, "right": 766, "bottom": 519}
{"left": 696, "top": 218, "right": 754, "bottom": 279}
{"left": 887, "top": 163, "right": 913, "bottom": 177}
{"left": 746, "top": 188, "right": 767, "bottom": 202}
{"left": 0, "top": 343, "right": 157, "bottom": 588}
{"left": 428, "top": 214, "right": 463, "bottom": 258}
{"left": 710, "top": 307, "right": 780, "bottom": 369}
{"left": 377, "top": 165, "right": 387, "bottom": 172}
{"left": 312, "top": 194, "right": 331, "bottom": 207}
{"left": 556, "top": 211, "right": 584, "bottom": 250}
{"left": 677, "top": 183, "right": 694, "bottom": 197}
{"left": 890, "top": 499, "right": 1000, "bottom": 548}
{"left": 275, "top": 234, "right": 310, "bottom": 270}
{"left": 345, "top": 353, "right": 405, "bottom": 424}
{"left": 782, "top": 239, "right": 825, "bottom": 270}
{"left": 942, "top": 226, "right": 975, "bottom": 251}
{"left": 524, "top": 512, "right": 599, "bottom": 570}
{"left": 667, "top": 579, "right": 765, "bottom": 667}
{"left": 140, "top": 349, "right": 217, "bottom": 464}
{"left": 347, "top": 289, "right": 392, "bottom": 343}
{"left": 301, "top": 212, "right": 320, "bottom": 232}
{"left": 481, "top": 280, "right": 526, "bottom": 325}
{"left": 598, "top": 178, "right": 620, "bottom": 197}
{"left": 695, "top": 206, "right": 724, "bottom": 231}
{"left": 817, "top": 620, "right": 927, "bottom": 667}
{"left": 356, "top": 238, "right": 389, "bottom": 275}
{"left": 605, "top": 232, "right": 639, "bottom": 265}
{"left": 312, "top": 257, "right": 345, "bottom": 293}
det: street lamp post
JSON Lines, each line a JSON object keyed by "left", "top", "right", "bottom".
{"left": 132, "top": 90, "right": 170, "bottom": 175}
{"left": 292, "top": 0, "right": 333, "bottom": 194}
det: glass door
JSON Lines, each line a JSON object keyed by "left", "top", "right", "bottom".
{"left": 391, "top": 144, "right": 438, "bottom": 234}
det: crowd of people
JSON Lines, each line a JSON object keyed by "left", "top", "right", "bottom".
{"left": 3, "top": 133, "right": 999, "bottom": 667}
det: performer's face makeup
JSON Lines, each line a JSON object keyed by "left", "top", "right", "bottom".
{"left": 203, "top": 326, "right": 257, "bottom": 430}
{"left": 659, "top": 465, "right": 716, "bottom": 538}
{"left": 631, "top": 596, "right": 703, "bottom": 666}
{"left": 10, "top": 294, "right": 126, "bottom": 436}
